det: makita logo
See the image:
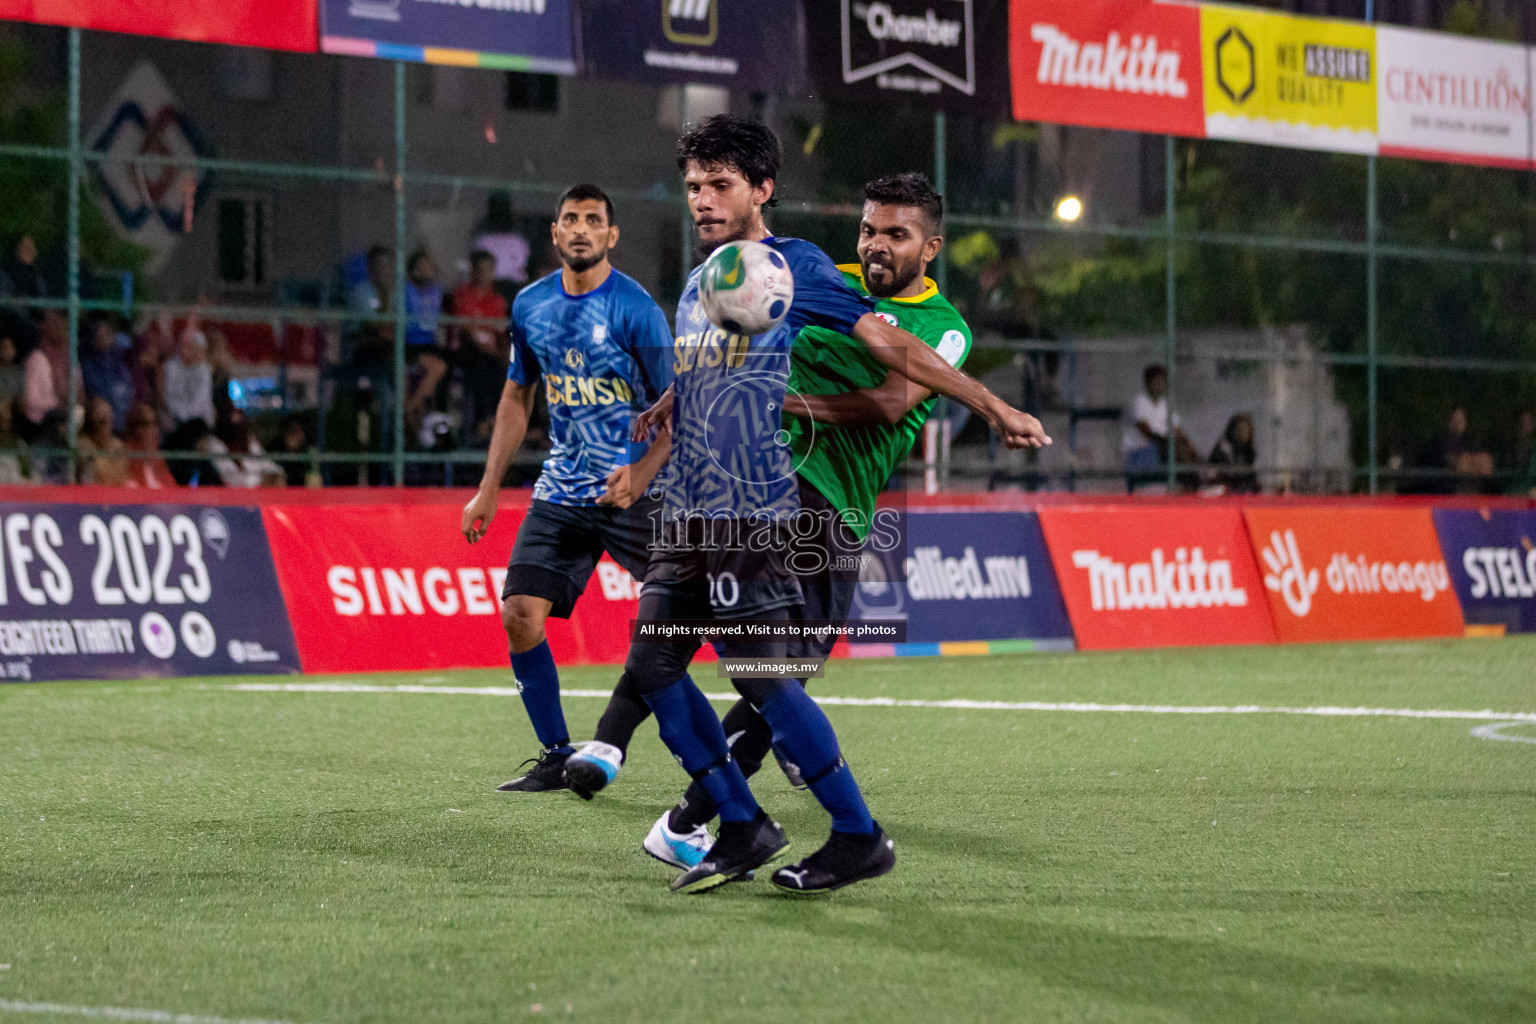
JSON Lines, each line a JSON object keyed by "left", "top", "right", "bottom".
{"left": 1071, "top": 548, "right": 1247, "bottom": 611}
{"left": 904, "top": 546, "right": 1031, "bottom": 601}
{"left": 1031, "top": 24, "right": 1189, "bottom": 97}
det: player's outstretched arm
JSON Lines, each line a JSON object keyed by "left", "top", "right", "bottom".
{"left": 462, "top": 379, "right": 535, "bottom": 543}
{"left": 851, "top": 313, "right": 1050, "bottom": 449}
{"left": 783, "top": 372, "right": 926, "bottom": 428}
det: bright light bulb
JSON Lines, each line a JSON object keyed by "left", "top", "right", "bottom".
{"left": 1055, "top": 196, "right": 1083, "bottom": 222}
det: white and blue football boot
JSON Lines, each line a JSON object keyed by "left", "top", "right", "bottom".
{"left": 643, "top": 810, "right": 713, "bottom": 870}
{"left": 562, "top": 741, "right": 624, "bottom": 801}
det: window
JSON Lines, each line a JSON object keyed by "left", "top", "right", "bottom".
{"left": 504, "top": 72, "right": 559, "bottom": 113}
{"left": 216, "top": 194, "right": 273, "bottom": 289}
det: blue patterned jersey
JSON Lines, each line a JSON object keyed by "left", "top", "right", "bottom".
{"left": 669, "top": 237, "right": 874, "bottom": 522}
{"left": 508, "top": 269, "right": 675, "bottom": 505}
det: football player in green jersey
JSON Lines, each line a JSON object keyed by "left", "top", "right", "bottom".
{"left": 648, "top": 173, "right": 974, "bottom": 893}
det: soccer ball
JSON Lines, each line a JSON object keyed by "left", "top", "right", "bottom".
{"left": 698, "top": 240, "right": 794, "bottom": 336}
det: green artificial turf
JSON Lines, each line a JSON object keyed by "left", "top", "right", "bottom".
{"left": 2, "top": 638, "right": 1535, "bottom": 1024}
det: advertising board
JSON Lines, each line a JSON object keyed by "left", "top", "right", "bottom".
{"left": 1200, "top": 4, "right": 1378, "bottom": 154}
{"left": 1375, "top": 26, "right": 1532, "bottom": 170}
{"left": 0, "top": 504, "right": 299, "bottom": 682}
{"left": 0, "top": 0, "right": 318, "bottom": 51}
{"left": 320, "top": 0, "right": 575, "bottom": 72}
{"left": 849, "top": 510, "right": 1073, "bottom": 645}
{"left": 1008, "top": 0, "right": 1206, "bottom": 138}
{"left": 1430, "top": 508, "right": 1536, "bottom": 634}
{"left": 262, "top": 503, "right": 638, "bottom": 674}
{"left": 580, "top": 0, "right": 805, "bottom": 95}
{"left": 1037, "top": 506, "right": 1274, "bottom": 650}
{"left": 1243, "top": 506, "right": 1463, "bottom": 643}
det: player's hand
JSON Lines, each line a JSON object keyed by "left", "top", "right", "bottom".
{"left": 633, "top": 386, "right": 674, "bottom": 442}
{"left": 597, "top": 465, "right": 637, "bottom": 509}
{"left": 991, "top": 404, "right": 1052, "bottom": 450}
{"left": 461, "top": 487, "right": 498, "bottom": 543}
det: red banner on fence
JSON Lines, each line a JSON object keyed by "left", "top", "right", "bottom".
{"left": 261, "top": 504, "right": 640, "bottom": 674}
{"left": 1009, "top": 0, "right": 1206, "bottom": 137}
{"left": 1242, "top": 507, "right": 1464, "bottom": 643}
{"left": 1037, "top": 506, "right": 1274, "bottom": 650}
{"left": 0, "top": 0, "right": 319, "bottom": 52}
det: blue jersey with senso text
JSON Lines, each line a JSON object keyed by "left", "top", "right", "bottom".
{"left": 509, "top": 268, "right": 676, "bottom": 505}
{"left": 669, "top": 236, "right": 874, "bottom": 522}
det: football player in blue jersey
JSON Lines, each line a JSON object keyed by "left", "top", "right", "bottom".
{"left": 567, "top": 117, "right": 1050, "bottom": 894}
{"left": 461, "top": 183, "right": 689, "bottom": 793}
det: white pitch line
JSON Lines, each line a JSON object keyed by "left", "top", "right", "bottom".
{"left": 0, "top": 1000, "right": 302, "bottom": 1024}
{"left": 223, "top": 682, "right": 1536, "bottom": 725}
{"left": 1470, "top": 722, "right": 1536, "bottom": 744}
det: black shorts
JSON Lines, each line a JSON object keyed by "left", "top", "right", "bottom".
{"left": 502, "top": 496, "right": 661, "bottom": 618}
{"left": 640, "top": 515, "right": 803, "bottom": 620}
{"left": 789, "top": 475, "right": 864, "bottom": 662}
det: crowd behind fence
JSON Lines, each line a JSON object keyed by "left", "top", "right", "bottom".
{"left": 1, "top": 24, "right": 1534, "bottom": 498}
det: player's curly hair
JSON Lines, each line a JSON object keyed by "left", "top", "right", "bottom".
{"left": 864, "top": 173, "right": 944, "bottom": 236}
{"left": 676, "top": 114, "right": 781, "bottom": 208}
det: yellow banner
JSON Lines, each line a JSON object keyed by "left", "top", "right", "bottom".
{"left": 1200, "top": 4, "right": 1378, "bottom": 153}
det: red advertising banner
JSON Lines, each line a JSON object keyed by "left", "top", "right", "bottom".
{"left": 262, "top": 504, "right": 640, "bottom": 675}
{"left": 1009, "top": 0, "right": 1206, "bottom": 137}
{"left": 1038, "top": 506, "right": 1274, "bottom": 650}
{"left": 0, "top": 0, "right": 319, "bottom": 52}
{"left": 1242, "top": 507, "right": 1464, "bottom": 643}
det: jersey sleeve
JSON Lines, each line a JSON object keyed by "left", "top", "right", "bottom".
{"left": 625, "top": 291, "right": 677, "bottom": 403}
{"left": 506, "top": 298, "right": 541, "bottom": 385}
{"left": 781, "top": 242, "right": 876, "bottom": 337}
{"left": 929, "top": 309, "right": 972, "bottom": 369}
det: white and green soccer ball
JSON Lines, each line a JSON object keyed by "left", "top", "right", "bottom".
{"left": 698, "top": 239, "right": 794, "bottom": 336}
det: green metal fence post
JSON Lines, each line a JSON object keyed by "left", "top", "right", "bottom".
{"left": 1164, "top": 134, "right": 1177, "bottom": 492}
{"left": 933, "top": 110, "right": 947, "bottom": 294}
{"left": 679, "top": 88, "right": 694, "bottom": 281}
{"left": 1367, "top": 155, "right": 1379, "bottom": 494}
{"left": 393, "top": 60, "right": 407, "bottom": 487}
{"left": 65, "top": 28, "right": 81, "bottom": 480}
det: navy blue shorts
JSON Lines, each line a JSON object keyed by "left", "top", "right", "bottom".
{"left": 502, "top": 496, "right": 661, "bottom": 619}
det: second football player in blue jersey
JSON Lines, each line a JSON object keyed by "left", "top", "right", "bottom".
{"left": 461, "top": 184, "right": 691, "bottom": 793}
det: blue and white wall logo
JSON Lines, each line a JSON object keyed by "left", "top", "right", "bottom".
{"left": 88, "top": 62, "right": 212, "bottom": 274}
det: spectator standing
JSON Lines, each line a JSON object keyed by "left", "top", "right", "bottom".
{"left": 404, "top": 249, "right": 448, "bottom": 428}
{"left": 0, "top": 333, "right": 25, "bottom": 414}
{"left": 0, "top": 403, "right": 31, "bottom": 483}
{"left": 347, "top": 244, "right": 395, "bottom": 367}
{"left": 81, "top": 317, "right": 135, "bottom": 433}
{"left": 276, "top": 414, "right": 315, "bottom": 487}
{"left": 1, "top": 235, "right": 47, "bottom": 349}
{"left": 1414, "top": 408, "right": 1493, "bottom": 494}
{"left": 123, "top": 402, "right": 175, "bottom": 489}
{"left": 207, "top": 329, "right": 236, "bottom": 421}
{"left": 1508, "top": 410, "right": 1536, "bottom": 496}
{"left": 162, "top": 328, "right": 216, "bottom": 432}
{"left": 1208, "top": 413, "right": 1259, "bottom": 493}
{"left": 129, "top": 315, "right": 171, "bottom": 412}
{"left": 76, "top": 396, "right": 129, "bottom": 485}
{"left": 19, "top": 308, "right": 73, "bottom": 444}
{"left": 452, "top": 249, "right": 509, "bottom": 440}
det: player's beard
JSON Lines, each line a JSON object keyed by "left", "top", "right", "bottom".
{"left": 693, "top": 206, "right": 756, "bottom": 259}
{"left": 861, "top": 253, "right": 921, "bottom": 299}
{"left": 559, "top": 242, "right": 608, "bottom": 274}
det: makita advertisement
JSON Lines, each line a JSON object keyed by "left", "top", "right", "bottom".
{"left": 1430, "top": 508, "right": 1536, "bottom": 634}
{"left": 849, "top": 511, "right": 1073, "bottom": 644}
{"left": 0, "top": 504, "right": 299, "bottom": 682}
{"left": 807, "top": 0, "right": 1012, "bottom": 113}
{"left": 1038, "top": 506, "right": 1276, "bottom": 650}
{"left": 1243, "top": 507, "right": 1463, "bottom": 643}
{"left": 1009, "top": 0, "right": 1205, "bottom": 136}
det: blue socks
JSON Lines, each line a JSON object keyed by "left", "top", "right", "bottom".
{"left": 758, "top": 684, "right": 876, "bottom": 835}
{"left": 510, "top": 639, "right": 571, "bottom": 753}
{"left": 644, "top": 678, "right": 759, "bottom": 823}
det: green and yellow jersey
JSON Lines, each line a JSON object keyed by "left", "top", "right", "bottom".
{"left": 787, "top": 265, "right": 972, "bottom": 539}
